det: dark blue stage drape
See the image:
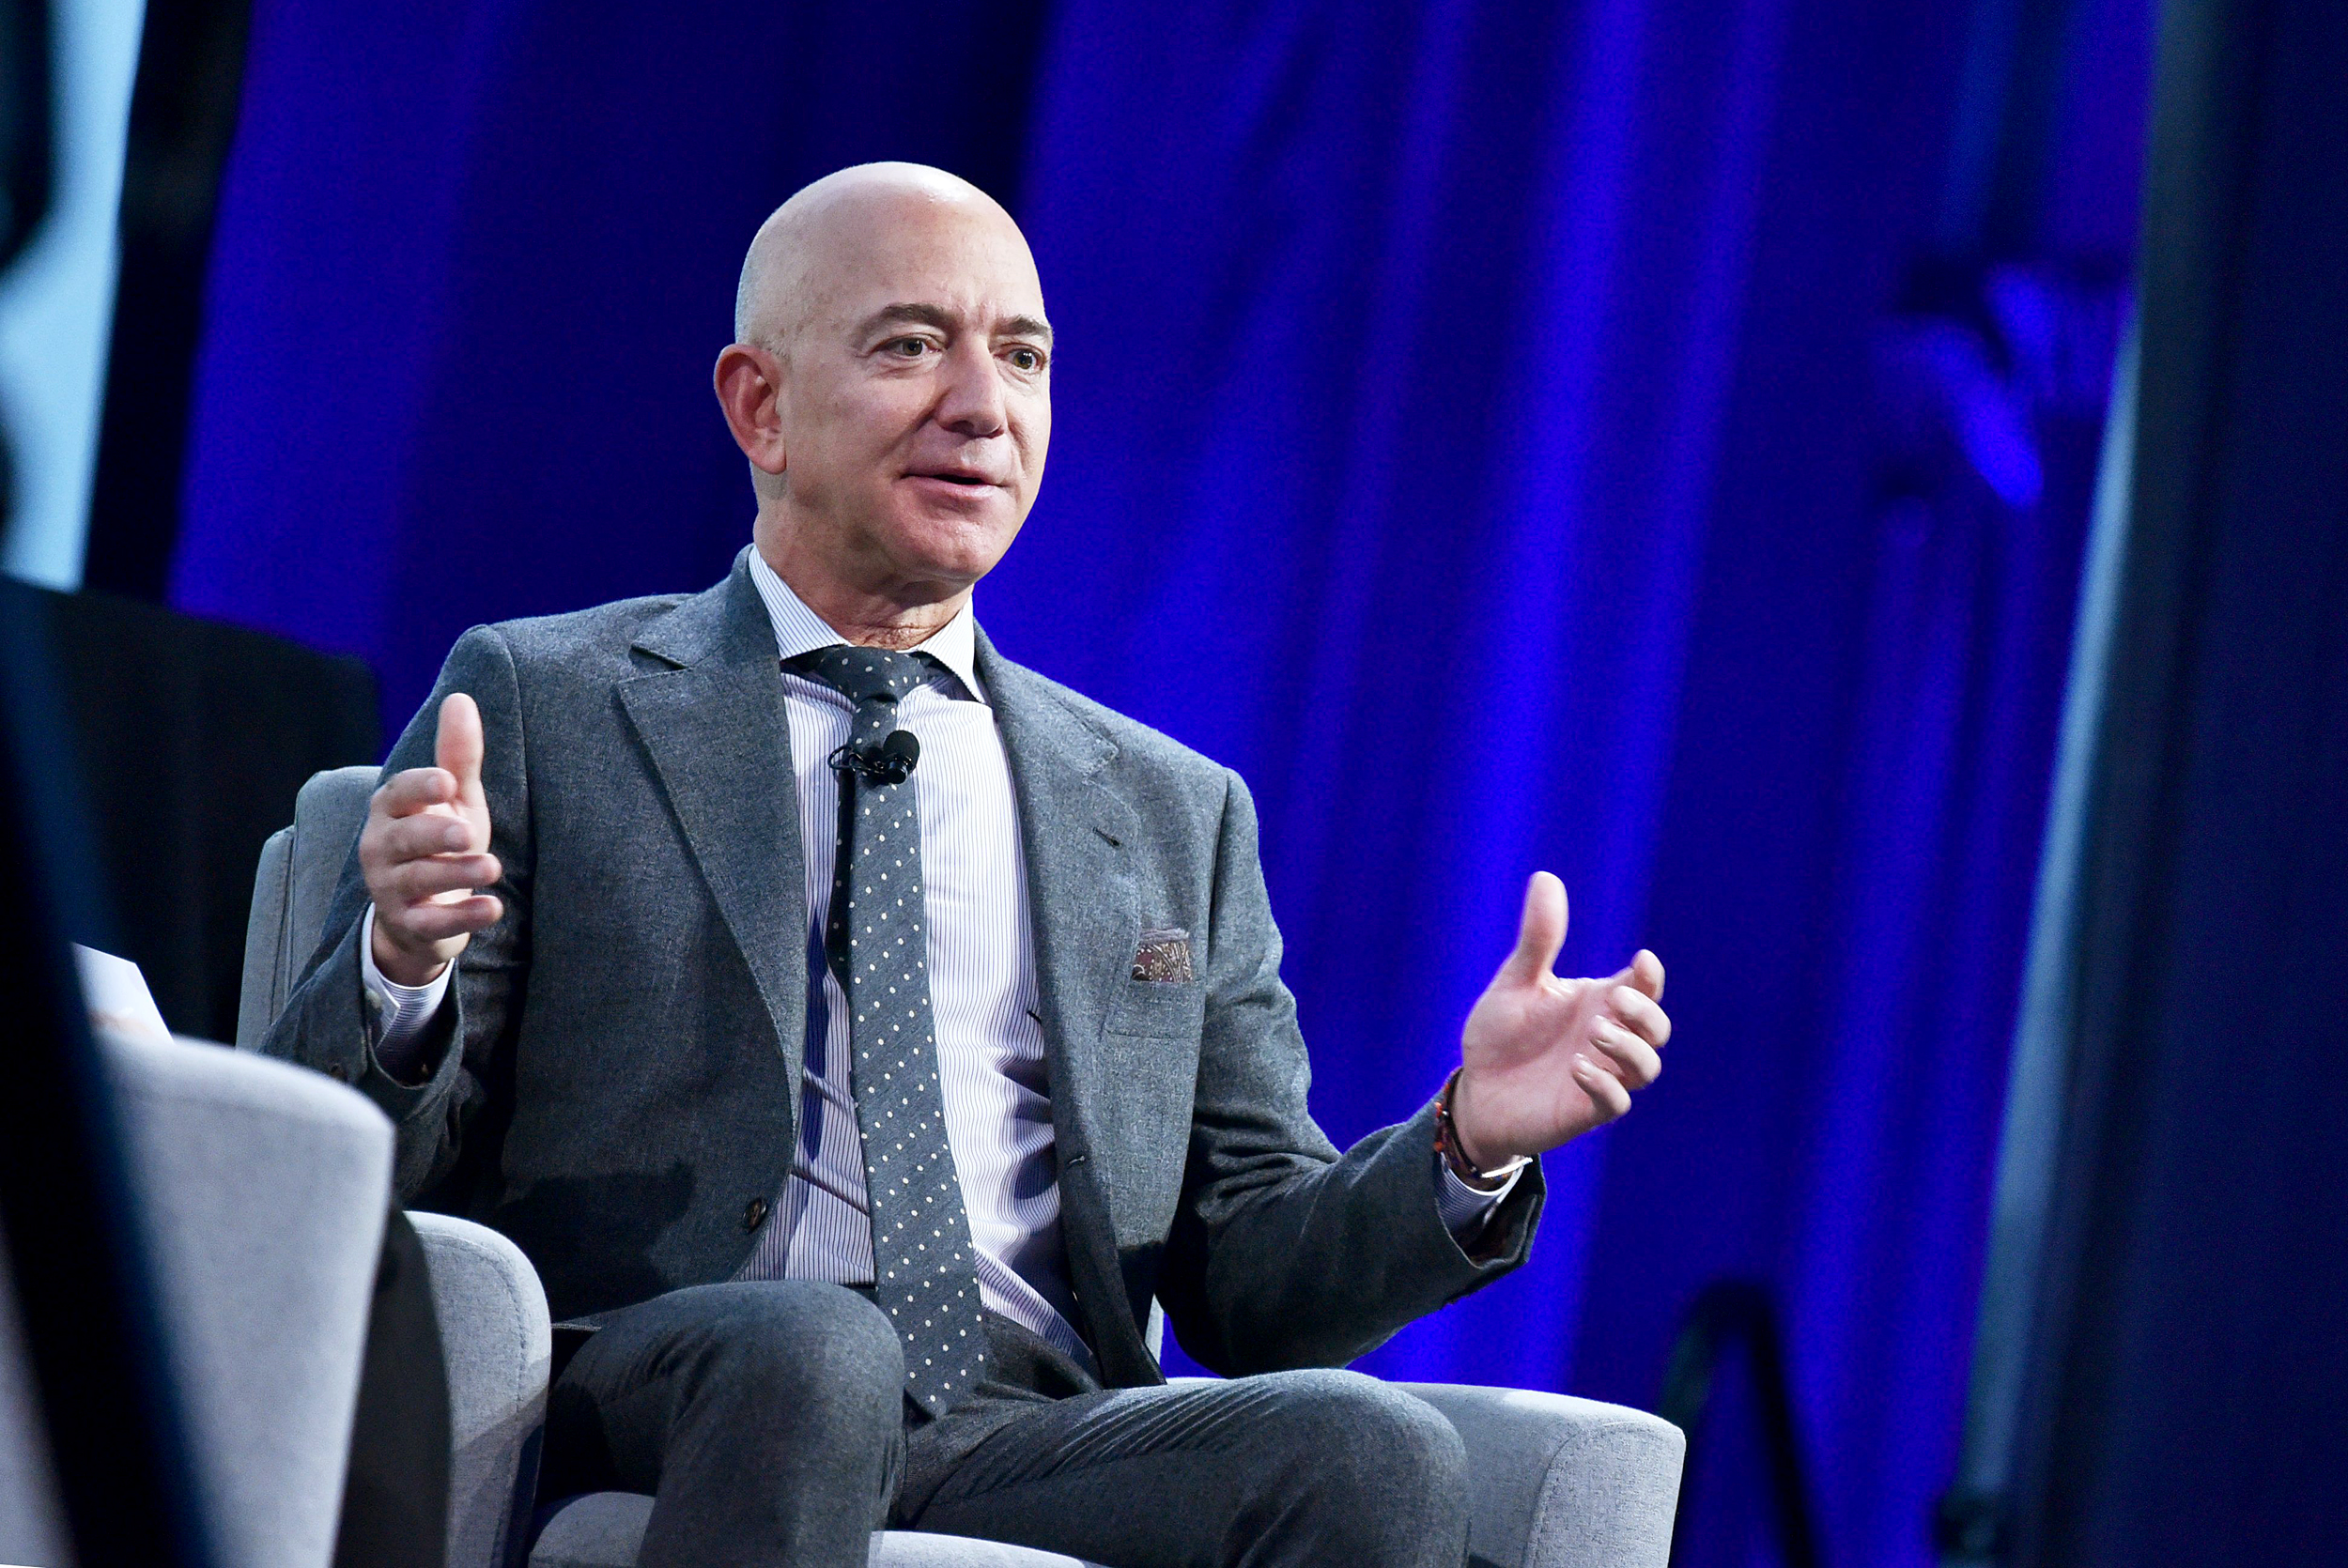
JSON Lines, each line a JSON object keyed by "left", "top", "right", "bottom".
{"left": 169, "top": 3, "right": 2148, "bottom": 1561}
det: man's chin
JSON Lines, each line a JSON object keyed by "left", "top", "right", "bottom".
{"left": 877, "top": 504, "right": 1023, "bottom": 587}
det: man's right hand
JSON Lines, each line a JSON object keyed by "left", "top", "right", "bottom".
{"left": 363, "top": 692, "right": 503, "bottom": 987}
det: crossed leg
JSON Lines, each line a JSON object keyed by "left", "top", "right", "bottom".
{"left": 904, "top": 1367, "right": 1471, "bottom": 1568}
{"left": 542, "top": 1280, "right": 905, "bottom": 1568}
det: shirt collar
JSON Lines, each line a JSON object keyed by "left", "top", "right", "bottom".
{"left": 747, "top": 547, "right": 986, "bottom": 702}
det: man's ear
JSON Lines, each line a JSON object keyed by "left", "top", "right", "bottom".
{"left": 713, "top": 343, "right": 789, "bottom": 481}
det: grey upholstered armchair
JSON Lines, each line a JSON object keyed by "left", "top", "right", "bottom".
{"left": 239, "top": 766, "right": 1686, "bottom": 1568}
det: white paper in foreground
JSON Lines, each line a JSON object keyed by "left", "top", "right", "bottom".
{"left": 72, "top": 943, "right": 173, "bottom": 1043}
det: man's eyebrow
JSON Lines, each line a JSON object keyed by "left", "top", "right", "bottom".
{"left": 857, "top": 302, "right": 955, "bottom": 337}
{"left": 854, "top": 302, "right": 1054, "bottom": 346}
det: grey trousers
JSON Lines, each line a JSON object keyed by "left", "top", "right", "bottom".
{"left": 541, "top": 1280, "right": 1471, "bottom": 1568}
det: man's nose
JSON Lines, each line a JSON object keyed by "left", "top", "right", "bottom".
{"left": 934, "top": 340, "right": 1008, "bottom": 438}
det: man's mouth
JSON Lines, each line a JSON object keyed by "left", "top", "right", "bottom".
{"left": 908, "top": 468, "right": 997, "bottom": 487}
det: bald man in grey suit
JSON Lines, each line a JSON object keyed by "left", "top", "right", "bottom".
{"left": 263, "top": 163, "right": 1673, "bottom": 1567}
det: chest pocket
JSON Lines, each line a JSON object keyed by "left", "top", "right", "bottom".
{"left": 1090, "top": 979, "right": 1204, "bottom": 1237}
{"left": 1103, "top": 978, "right": 1206, "bottom": 1040}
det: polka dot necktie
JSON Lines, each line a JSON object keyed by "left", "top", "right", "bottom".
{"left": 787, "top": 645, "right": 986, "bottom": 1416}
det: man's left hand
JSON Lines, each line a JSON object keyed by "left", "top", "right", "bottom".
{"left": 1449, "top": 871, "right": 1669, "bottom": 1169}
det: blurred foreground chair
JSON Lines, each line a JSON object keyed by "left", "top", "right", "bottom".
{"left": 243, "top": 765, "right": 1687, "bottom": 1568}
{"left": 11, "top": 1028, "right": 394, "bottom": 1568}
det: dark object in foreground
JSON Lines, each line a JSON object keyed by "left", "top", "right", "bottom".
{"left": 0, "top": 578, "right": 376, "bottom": 1040}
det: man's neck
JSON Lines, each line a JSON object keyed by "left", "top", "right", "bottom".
{"left": 753, "top": 530, "right": 969, "bottom": 651}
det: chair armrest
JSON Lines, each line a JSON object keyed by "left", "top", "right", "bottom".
{"left": 409, "top": 1213, "right": 551, "bottom": 1568}
{"left": 1398, "top": 1383, "right": 1685, "bottom": 1568}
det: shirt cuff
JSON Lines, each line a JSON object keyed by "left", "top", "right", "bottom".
{"left": 360, "top": 906, "right": 453, "bottom": 1081}
{"left": 1434, "top": 1155, "right": 1524, "bottom": 1237}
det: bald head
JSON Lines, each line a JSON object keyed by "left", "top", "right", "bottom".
{"left": 712, "top": 162, "right": 1053, "bottom": 638}
{"left": 734, "top": 162, "right": 1035, "bottom": 350}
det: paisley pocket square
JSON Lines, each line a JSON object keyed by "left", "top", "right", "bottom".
{"left": 1132, "top": 927, "right": 1195, "bottom": 983}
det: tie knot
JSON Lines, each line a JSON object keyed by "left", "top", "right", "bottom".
{"left": 787, "top": 645, "right": 936, "bottom": 708}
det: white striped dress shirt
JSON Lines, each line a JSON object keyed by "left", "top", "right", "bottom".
{"left": 736, "top": 553, "right": 1091, "bottom": 1365}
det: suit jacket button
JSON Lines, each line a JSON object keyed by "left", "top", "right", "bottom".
{"left": 326, "top": 1063, "right": 349, "bottom": 1084}
{"left": 743, "top": 1197, "right": 769, "bottom": 1232}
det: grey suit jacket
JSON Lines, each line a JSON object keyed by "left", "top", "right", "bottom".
{"left": 261, "top": 550, "right": 1540, "bottom": 1386}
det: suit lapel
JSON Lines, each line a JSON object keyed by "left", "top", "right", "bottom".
{"left": 977, "top": 630, "right": 1156, "bottom": 1368}
{"left": 618, "top": 557, "right": 809, "bottom": 1096}
{"left": 979, "top": 630, "right": 1138, "bottom": 1130}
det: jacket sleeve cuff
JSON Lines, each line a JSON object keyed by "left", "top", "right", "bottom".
{"left": 1434, "top": 1155, "right": 1525, "bottom": 1237}
{"left": 359, "top": 906, "right": 455, "bottom": 1084}
{"left": 1380, "top": 1096, "right": 1544, "bottom": 1286}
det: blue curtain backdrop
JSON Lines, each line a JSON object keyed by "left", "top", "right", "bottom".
{"left": 168, "top": 2, "right": 2148, "bottom": 1561}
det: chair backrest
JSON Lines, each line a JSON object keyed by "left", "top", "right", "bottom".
{"left": 103, "top": 1029, "right": 394, "bottom": 1568}
{"left": 238, "top": 766, "right": 378, "bottom": 1049}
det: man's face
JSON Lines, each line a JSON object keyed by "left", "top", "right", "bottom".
{"left": 771, "top": 196, "right": 1051, "bottom": 596}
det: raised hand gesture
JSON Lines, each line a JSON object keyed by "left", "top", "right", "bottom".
{"left": 1449, "top": 872, "right": 1669, "bottom": 1169}
{"left": 360, "top": 693, "right": 502, "bottom": 987}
